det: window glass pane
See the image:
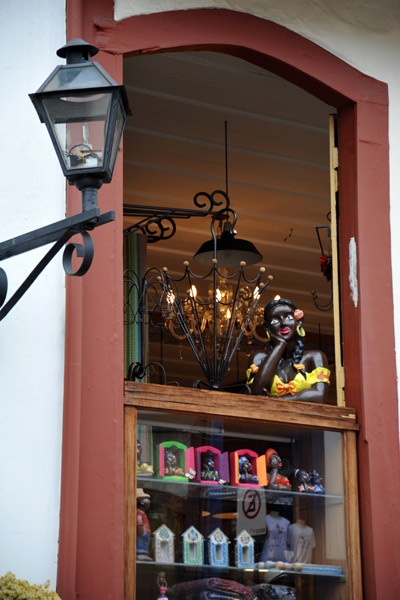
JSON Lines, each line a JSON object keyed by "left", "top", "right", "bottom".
{"left": 135, "top": 410, "right": 347, "bottom": 600}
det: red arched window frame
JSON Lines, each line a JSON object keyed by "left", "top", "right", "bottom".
{"left": 58, "top": 5, "right": 399, "bottom": 600}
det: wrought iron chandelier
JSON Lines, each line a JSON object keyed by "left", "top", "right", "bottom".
{"left": 124, "top": 191, "right": 273, "bottom": 390}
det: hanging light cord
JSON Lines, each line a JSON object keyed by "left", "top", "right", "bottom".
{"left": 225, "top": 120, "right": 229, "bottom": 197}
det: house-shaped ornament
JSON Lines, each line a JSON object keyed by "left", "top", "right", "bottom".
{"left": 208, "top": 528, "right": 229, "bottom": 567}
{"left": 182, "top": 526, "right": 204, "bottom": 565}
{"left": 153, "top": 524, "right": 175, "bottom": 563}
{"left": 235, "top": 530, "right": 255, "bottom": 568}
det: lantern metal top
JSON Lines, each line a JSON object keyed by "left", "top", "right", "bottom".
{"left": 56, "top": 38, "right": 99, "bottom": 63}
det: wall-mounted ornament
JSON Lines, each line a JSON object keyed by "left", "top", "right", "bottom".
{"left": 230, "top": 449, "right": 267, "bottom": 487}
{"left": 195, "top": 445, "right": 229, "bottom": 485}
{"left": 235, "top": 530, "right": 255, "bottom": 568}
{"left": 153, "top": 524, "right": 175, "bottom": 563}
{"left": 182, "top": 526, "right": 204, "bottom": 565}
{"left": 208, "top": 528, "right": 229, "bottom": 567}
{"left": 156, "top": 441, "right": 195, "bottom": 481}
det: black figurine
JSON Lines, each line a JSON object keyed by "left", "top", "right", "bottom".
{"left": 201, "top": 451, "right": 220, "bottom": 481}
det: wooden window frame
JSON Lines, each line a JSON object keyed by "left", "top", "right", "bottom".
{"left": 124, "top": 381, "right": 361, "bottom": 599}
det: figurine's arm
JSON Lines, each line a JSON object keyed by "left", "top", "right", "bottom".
{"left": 250, "top": 341, "right": 287, "bottom": 396}
{"left": 284, "top": 350, "right": 330, "bottom": 404}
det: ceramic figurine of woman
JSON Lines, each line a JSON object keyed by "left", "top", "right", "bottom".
{"left": 201, "top": 451, "right": 220, "bottom": 481}
{"left": 247, "top": 298, "right": 330, "bottom": 403}
{"left": 265, "top": 448, "right": 291, "bottom": 490}
{"left": 294, "top": 468, "right": 313, "bottom": 493}
{"left": 137, "top": 488, "right": 152, "bottom": 561}
{"left": 164, "top": 448, "right": 185, "bottom": 477}
{"left": 309, "top": 469, "right": 325, "bottom": 493}
{"left": 238, "top": 456, "right": 259, "bottom": 484}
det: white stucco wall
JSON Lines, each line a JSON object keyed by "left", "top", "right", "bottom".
{"left": 0, "top": 0, "right": 66, "bottom": 587}
{"left": 116, "top": 0, "right": 400, "bottom": 426}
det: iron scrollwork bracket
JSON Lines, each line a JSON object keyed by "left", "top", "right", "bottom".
{"left": 123, "top": 189, "right": 230, "bottom": 242}
{"left": 0, "top": 208, "right": 115, "bottom": 321}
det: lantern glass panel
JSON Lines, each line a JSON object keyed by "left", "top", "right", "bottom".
{"left": 42, "top": 91, "right": 113, "bottom": 171}
{"left": 109, "top": 100, "right": 126, "bottom": 175}
{"left": 42, "top": 64, "right": 111, "bottom": 92}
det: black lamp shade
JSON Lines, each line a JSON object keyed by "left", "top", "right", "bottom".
{"left": 29, "top": 40, "right": 131, "bottom": 185}
{"left": 193, "top": 230, "right": 262, "bottom": 267}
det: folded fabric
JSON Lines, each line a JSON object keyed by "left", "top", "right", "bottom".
{"left": 198, "top": 593, "right": 249, "bottom": 600}
{"left": 168, "top": 578, "right": 254, "bottom": 600}
{"left": 251, "top": 583, "right": 296, "bottom": 600}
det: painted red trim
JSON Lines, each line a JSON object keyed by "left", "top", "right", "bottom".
{"left": 59, "top": 6, "right": 400, "bottom": 600}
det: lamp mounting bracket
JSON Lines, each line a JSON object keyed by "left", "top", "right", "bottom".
{"left": 0, "top": 205, "right": 114, "bottom": 322}
{"left": 123, "top": 189, "right": 231, "bottom": 243}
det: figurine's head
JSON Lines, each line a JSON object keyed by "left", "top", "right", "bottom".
{"left": 309, "top": 469, "right": 322, "bottom": 485}
{"left": 202, "top": 452, "right": 216, "bottom": 470}
{"left": 137, "top": 488, "right": 151, "bottom": 510}
{"left": 239, "top": 456, "right": 252, "bottom": 473}
{"left": 264, "top": 298, "right": 304, "bottom": 341}
{"left": 265, "top": 448, "right": 282, "bottom": 470}
{"left": 165, "top": 449, "right": 177, "bottom": 466}
{"left": 295, "top": 469, "right": 309, "bottom": 483}
{"left": 264, "top": 298, "right": 305, "bottom": 368}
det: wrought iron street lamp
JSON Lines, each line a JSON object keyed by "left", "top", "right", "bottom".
{"left": 0, "top": 39, "right": 131, "bottom": 321}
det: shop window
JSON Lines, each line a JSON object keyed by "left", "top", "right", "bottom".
{"left": 123, "top": 51, "right": 340, "bottom": 404}
{"left": 124, "top": 390, "right": 360, "bottom": 599}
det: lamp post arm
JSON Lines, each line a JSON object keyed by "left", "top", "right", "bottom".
{"left": 0, "top": 205, "right": 115, "bottom": 322}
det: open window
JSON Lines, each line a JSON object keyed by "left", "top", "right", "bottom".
{"left": 123, "top": 51, "right": 341, "bottom": 404}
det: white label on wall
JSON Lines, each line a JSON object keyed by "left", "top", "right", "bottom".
{"left": 349, "top": 237, "right": 358, "bottom": 308}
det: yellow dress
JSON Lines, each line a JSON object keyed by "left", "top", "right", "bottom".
{"left": 246, "top": 365, "right": 330, "bottom": 397}
{"left": 270, "top": 367, "right": 330, "bottom": 397}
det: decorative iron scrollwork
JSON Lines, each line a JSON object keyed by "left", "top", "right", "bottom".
{"left": 63, "top": 231, "right": 95, "bottom": 276}
{"left": 123, "top": 189, "right": 231, "bottom": 243}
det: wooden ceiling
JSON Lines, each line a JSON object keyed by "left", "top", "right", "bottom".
{"left": 123, "top": 50, "right": 336, "bottom": 389}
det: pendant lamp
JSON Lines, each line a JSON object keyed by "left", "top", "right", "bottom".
{"left": 193, "top": 122, "right": 262, "bottom": 267}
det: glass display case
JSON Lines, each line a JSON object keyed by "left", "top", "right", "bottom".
{"left": 124, "top": 382, "right": 361, "bottom": 600}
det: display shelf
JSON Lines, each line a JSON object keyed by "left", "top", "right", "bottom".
{"left": 137, "top": 560, "right": 345, "bottom": 580}
{"left": 137, "top": 475, "right": 344, "bottom": 505}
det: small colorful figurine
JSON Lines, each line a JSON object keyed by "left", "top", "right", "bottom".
{"left": 201, "top": 451, "right": 220, "bottom": 481}
{"left": 266, "top": 449, "right": 292, "bottom": 491}
{"left": 137, "top": 488, "right": 152, "bottom": 561}
{"left": 137, "top": 440, "right": 154, "bottom": 476}
{"left": 156, "top": 572, "right": 168, "bottom": 600}
{"left": 309, "top": 469, "right": 325, "bottom": 493}
{"left": 164, "top": 448, "right": 185, "bottom": 477}
{"left": 239, "top": 456, "right": 259, "bottom": 484}
{"left": 294, "top": 469, "right": 313, "bottom": 493}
